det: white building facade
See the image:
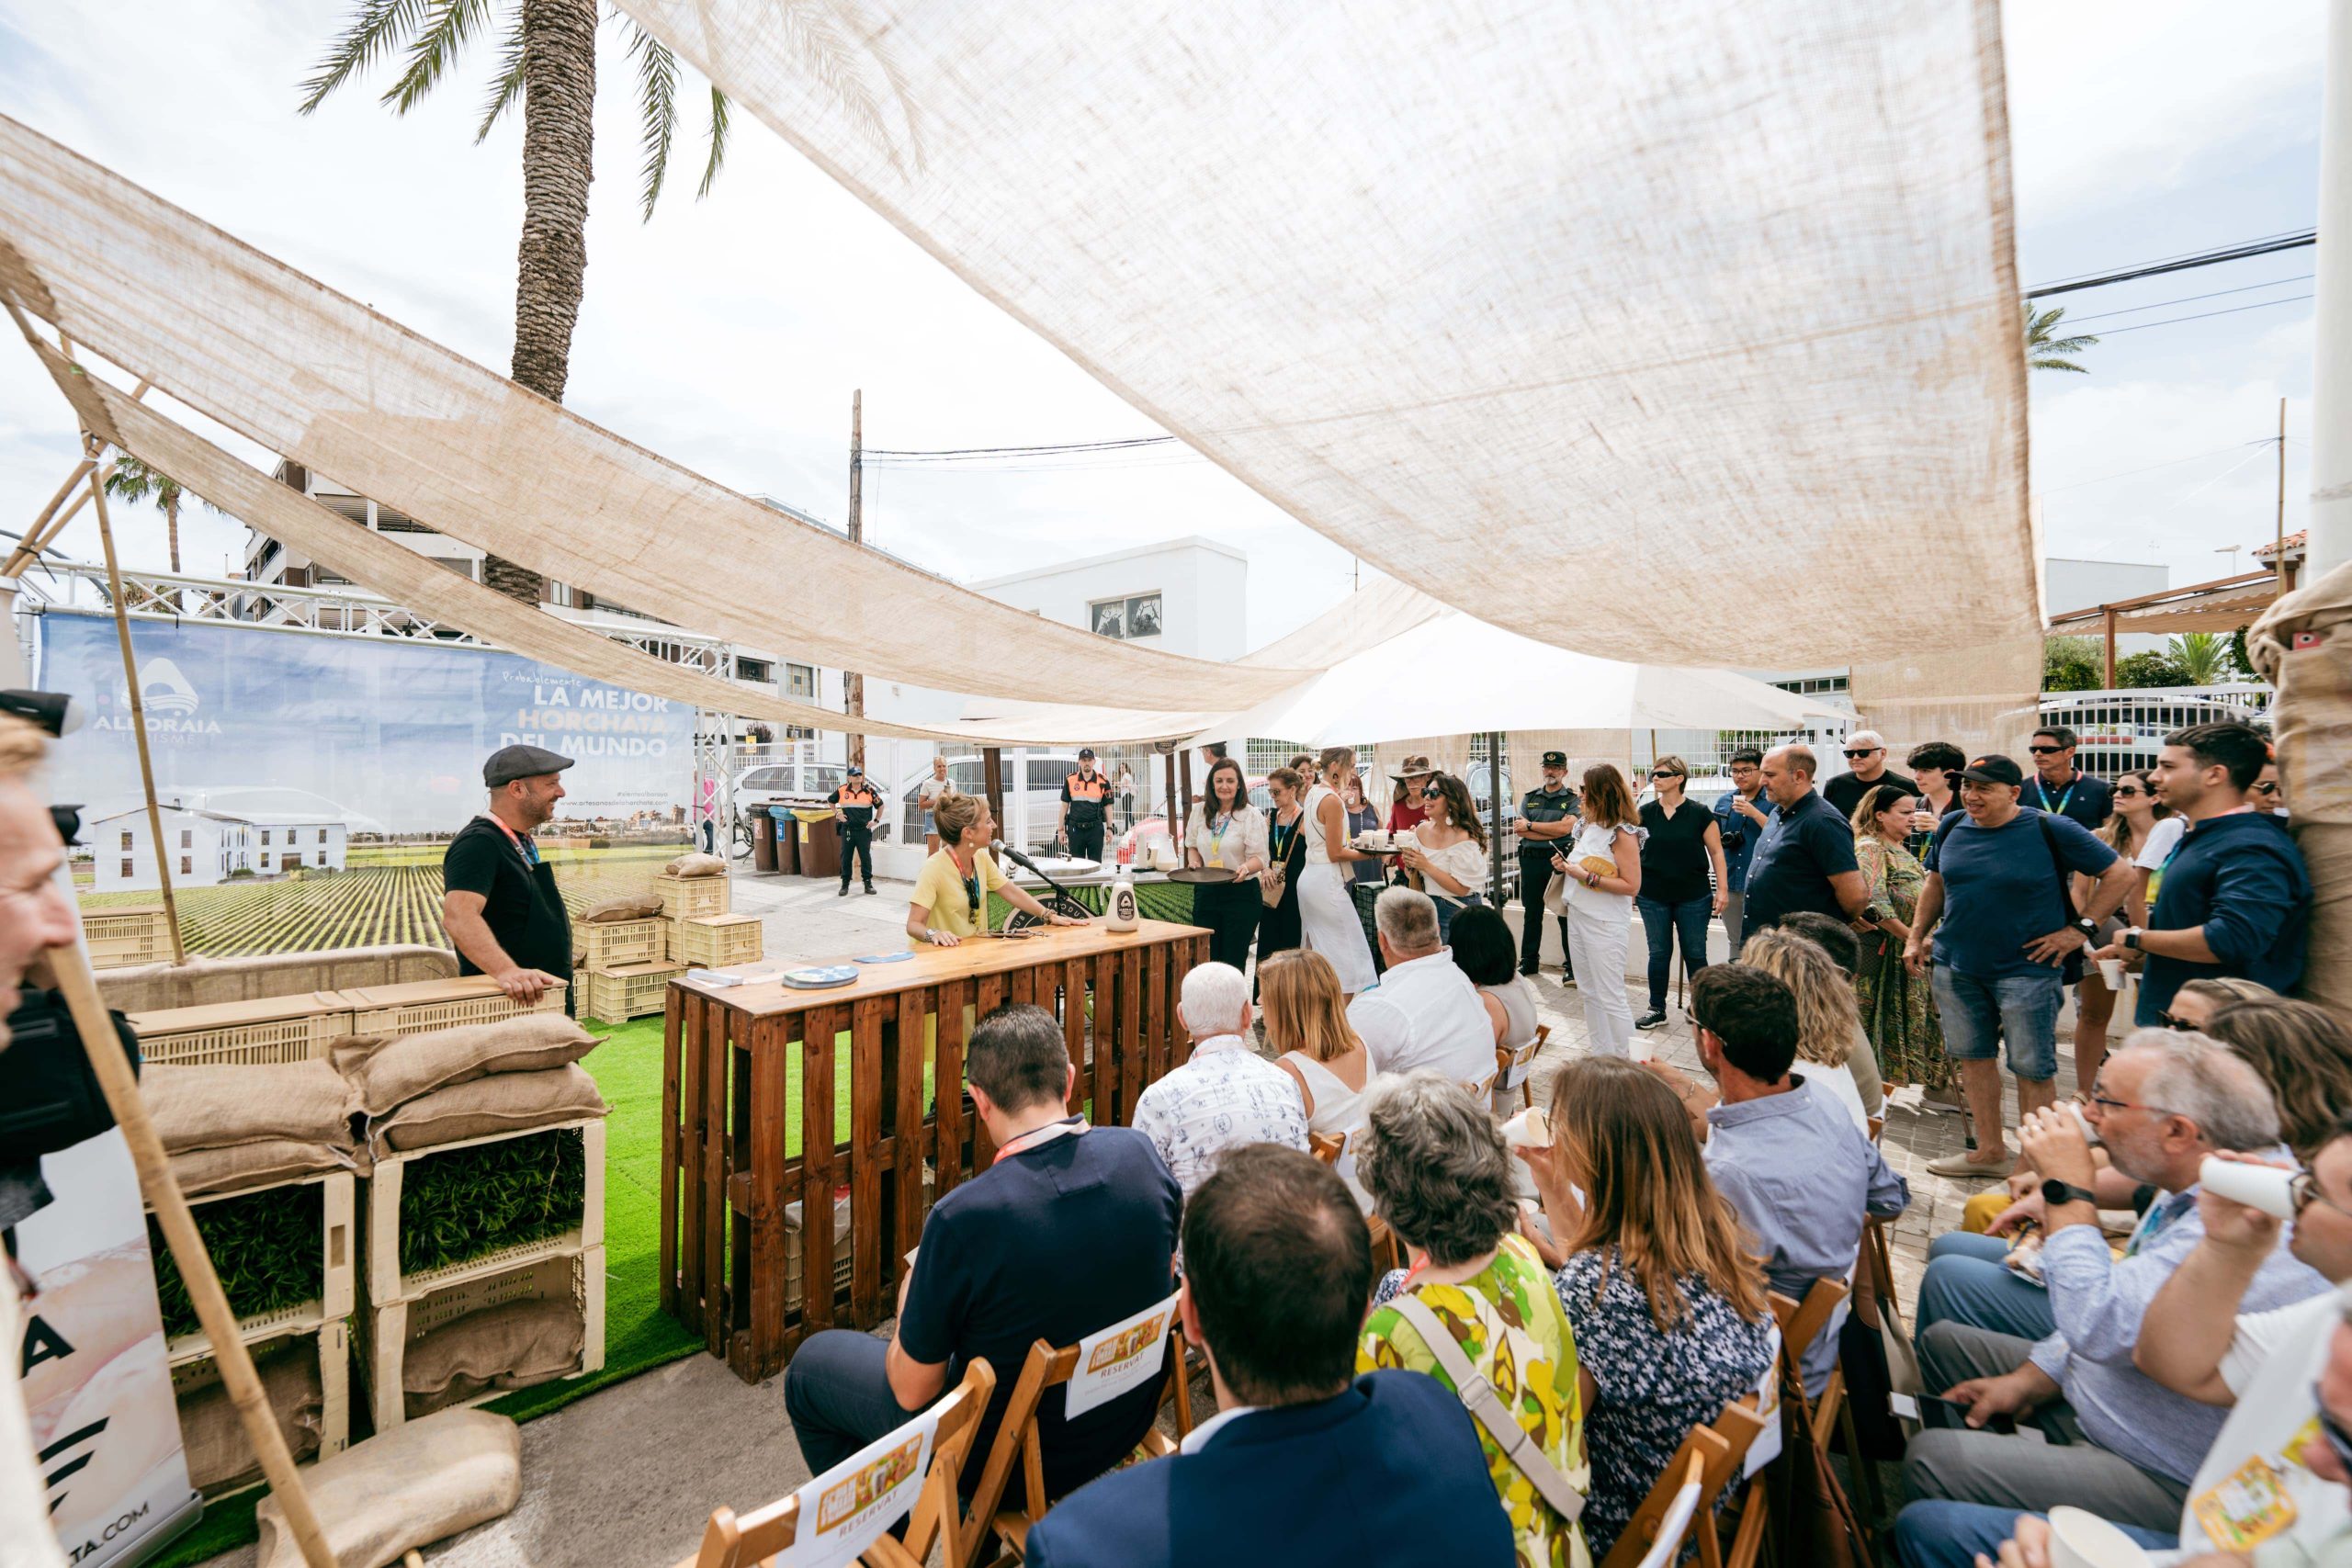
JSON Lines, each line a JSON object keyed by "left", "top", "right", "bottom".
{"left": 93, "top": 807, "right": 348, "bottom": 891}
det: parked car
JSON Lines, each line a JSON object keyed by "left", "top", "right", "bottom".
{"left": 732, "top": 759, "right": 888, "bottom": 843}
{"left": 892, "top": 753, "right": 1089, "bottom": 852}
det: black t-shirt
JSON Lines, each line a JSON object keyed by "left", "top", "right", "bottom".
{"left": 1822, "top": 768, "right": 1917, "bottom": 820}
{"left": 898, "top": 1122, "right": 1182, "bottom": 1498}
{"left": 1638, "top": 798, "right": 1716, "bottom": 904}
{"left": 442, "top": 816, "right": 568, "bottom": 978}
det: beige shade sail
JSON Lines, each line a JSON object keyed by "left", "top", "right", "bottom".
{"left": 0, "top": 116, "right": 1314, "bottom": 713}
{"left": 615, "top": 0, "right": 2039, "bottom": 667}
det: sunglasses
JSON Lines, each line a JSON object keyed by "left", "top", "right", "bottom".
{"left": 1842, "top": 749, "right": 1880, "bottom": 760}
{"left": 2254, "top": 781, "right": 2280, "bottom": 796}
{"left": 2114, "top": 786, "right": 2146, "bottom": 798}
{"left": 2028, "top": 744, "right": 2065, "bottom": 754}
{"left": 1419, "top": 786, "right": 1441, "bottom": 800}
{"left": 1650, "top": 771, "right": 1679, "bottom": 780}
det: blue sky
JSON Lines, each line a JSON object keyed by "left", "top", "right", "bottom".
{"left": 0, "top": 0, "right": 2325, "bottom": 645}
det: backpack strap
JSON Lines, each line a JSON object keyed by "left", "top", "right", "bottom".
{"left": 1386, "top": 1292, "right": 1585, "bottom": 1523}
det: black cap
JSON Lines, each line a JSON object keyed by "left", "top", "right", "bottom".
{"left": 846, "top": 764, "right": 863, "bottom": 775}
{"left": 484, "top": 743, "right": 574, "bottom": 787}
{"left": 1958, "top": 753, "right": 2024, "bottom": 788}
{"left": 1541, "top": 750, "right": 1567, "bottom": 768}
{"left": 1079, "top": 747, "right": 1096, "bottom": 760}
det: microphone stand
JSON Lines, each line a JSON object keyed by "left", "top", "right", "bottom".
{"left": 992, "top": 839, "right": 1087, "bottom": 919}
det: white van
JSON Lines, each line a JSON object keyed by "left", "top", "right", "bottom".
{"left": 893, "top": 753, "right": 1088, "bottom": 853}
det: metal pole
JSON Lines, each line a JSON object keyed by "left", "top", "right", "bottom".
{"left": 845, "top": 389, "right": 865, "bottom": 772}
{"left": 87, "top": 449, "right": 186, "bottom": 963}
{"left": 2311, "top": 0, "right": 2352, "bottom": 578}
{"left": 1487, "top": 730, "right": 1504, "bottom": 905}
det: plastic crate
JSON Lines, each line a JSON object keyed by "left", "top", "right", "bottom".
{"left": 364, "top": 1120, "right": 605, "bottom": 1305}
{"left": 669, "top": 912, "right": 763, "bottom": 968}
{"left": 580, "top": 917, "right": 664, "bottom": 970}
{"left": 131, "top": 994, "right": 356, "bottom": 1067}
{"left": 343, "top": 977, "right": 568, "bottom": 1036}
{"left": 655, "top": 871, "right": 730, "bottom": 920}
{"left": 783, "top": 1172, "right": 932, "bottom": 1315}
{"left": 357, "top": 1246, "right": 605, "bottom": 1431}
{"left": 170, "top": 1319, "right": 350, "bottom": 1497}
{"left": 153, "top": 1170, "right": 356, "bottom": 1366}
{"left": 84, "top": 905, "right": 171, "bottom": 970}
{"left": 584, "top": 962, "right": 682, "bottom": 1021}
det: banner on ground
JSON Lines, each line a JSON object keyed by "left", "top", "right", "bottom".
{"left": 34, "top": 611, "right": 695, "bottom": 834}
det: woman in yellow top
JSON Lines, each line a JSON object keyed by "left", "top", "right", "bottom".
{"left": 906, "top": 793, "right": 1087, "bottom": 949}
{"left": 1357, "top": 1071, "right": 1589, "bottom": 1568}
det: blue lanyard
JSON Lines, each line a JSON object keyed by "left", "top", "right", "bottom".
{"left": 2032, "top": 777, "right": 2077, "bottom": 818}
{"left": 488, "top": 815, "right": 540, "bottom": 868}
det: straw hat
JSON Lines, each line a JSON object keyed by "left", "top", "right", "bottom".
{"left": 1388, "top": 753, "right": 1434, "bottom": 784}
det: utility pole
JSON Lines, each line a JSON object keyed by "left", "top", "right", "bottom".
{"left": 846, "top": 389, "right": 865, "bottom": 771}
{"left": 2278, "top": 396, "right": 2291, "bottom": 590}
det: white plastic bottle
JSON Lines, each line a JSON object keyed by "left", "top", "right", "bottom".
{"left": 1106, "top": 864, "right": 1140, "bottom": 931}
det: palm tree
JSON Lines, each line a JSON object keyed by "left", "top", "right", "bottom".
{"left": 300, "top": 0, "right": 734, "bottom": 603}
{"left": 102, "top": 456, "right": 202, "bottom": 575}
{"left": 2023, "top": 303, "right": 2098, "bottom": 374}
{"left": 2170, "top": 632, "right": 2235, "bottom": 686}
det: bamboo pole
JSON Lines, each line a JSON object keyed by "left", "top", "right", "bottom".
{"left": 46, "top": 936, "right": 339, "bottom": 1568}
{"left": 85, "top": 446, "right": 187, "bottom": 964}
{"left": 5, "top": 381, "right": 152, "bottom": 578}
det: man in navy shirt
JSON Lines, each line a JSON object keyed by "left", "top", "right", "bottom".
{"left": 2021, "top": 724, "right": 2115, "bottom": 831}
{"left": 1740, "top": 743, "right": 1870, "bottom": 936}
{"left": 783, "top": 1003, "right": 1181, "bottom": 1498}
{"left": 2097, "top": 721, "right": 2310, "bottom": 1025}
{"left": 1712, "top": 746, "right": 1770, "bottom": 954}
{"left": 1906, "top": 755, "right": 2134, "bottom": 1180}
{"left": 1026, "top": 1145, "right": 1512, "bottom": 1568}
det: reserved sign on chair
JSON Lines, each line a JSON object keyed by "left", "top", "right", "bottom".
{"left": 778, "top": 1403, "right": 944, "bottom": 1568}
{"left": 1064, "top": 1289, "right": 1183, "bottom": 1418}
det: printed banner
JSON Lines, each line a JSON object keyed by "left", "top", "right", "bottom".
{"left": 776, "top": 1404, "right": 941, "bottom": 1568}
{"left": 34, "top": 611, "right": 694, "bottom": 834}
{"left": 1062, "top": 1290, "right": 1182, "bottom": 1420}
{"left": 15, "top": 1130, "right": 199, "bottom": 1567}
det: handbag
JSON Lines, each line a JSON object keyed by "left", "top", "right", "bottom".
{"left": 1261, "top": 813, "right": 1295, "bottom": 908}
{"left": 1388, "top": 1292, "right": 1586, "bottom": 1524}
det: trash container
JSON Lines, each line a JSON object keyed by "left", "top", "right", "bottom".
{"left": 752, "top": 809, "right": 778, "bottom": 872}
{"left": 769, "top": 807, "right": 799, "bottom": 875}
{"left": 794, "top": 807, "right": 840, "bottom": 880}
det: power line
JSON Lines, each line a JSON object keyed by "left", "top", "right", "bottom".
{"left": 863, "top": 435, "right": 1176, "bottom": 459}
{"left": 2025, "top": 230, "right": 2315, "bottom": 299}
{"left": 2053, "top": 274, "right": 2314, "bottom": 326}
{"left": 2071, "top": 292, "right": 2312, "bottom": 337}
{"left": 2025, "top": 227, "right": 2316, "bottom": 290}
{"left": 2041, "top": 439, "right": 2277, "bottom": 493}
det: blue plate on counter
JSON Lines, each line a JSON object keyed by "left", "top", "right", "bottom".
{"left": 778, "top": 964, "right": 860, "bottom": 989}
{"left": 854, "top": 953, "right": 915, "bottom": 964}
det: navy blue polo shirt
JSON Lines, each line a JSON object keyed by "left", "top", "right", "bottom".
{"left": 2135, "top": 812, "right": 2311, "bottom": 1024}
{"left": 1741, "top": 789, "right": 1861, "bottom": 933}
{"left": 2021, "top": 771, "right": 2114, "bottom": 832}
{"left": 1926, "top": 808, "right": 2117, "bottom": 980}
{"left": 897, "top": 1122, "right": 1181, "bottom": 1498}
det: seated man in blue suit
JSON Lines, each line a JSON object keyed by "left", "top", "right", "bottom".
{"left": 1026, "top": 1143, "right": 1512, "bottom": 1567}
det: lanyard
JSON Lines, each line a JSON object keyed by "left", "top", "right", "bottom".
{"left": 993, "top": 1117, "right": 1088, "bottom": 1164}
{"left": 2032, "top": 776, "right": 2077, "bottom": 818}
{"left": 486, "top": 814, "right": 540, "bottom": 868}
{"left": 1206, "top": 810, "right": 1238, "bottom": 866}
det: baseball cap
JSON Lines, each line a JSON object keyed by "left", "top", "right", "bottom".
{"left": 1542, "top": 750, "right": 1567, "bottom": 768}
{"left": 846, "top": 764, "right": 864, "bottom": 776}
{"left": 484, "top": 743, "right": 574, "bottom": 787}
{"left": 1958, "top": 754, "right": 2024, "bottom": 788}
{"left": 1078, "top": 747, "right": 1097, "bottom": 760}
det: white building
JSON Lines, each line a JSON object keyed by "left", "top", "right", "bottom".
{"left": 2043, "top": 557, "right": 2171, "bottom": 656}
{"left": 966, "top": 536, "right": 1249, "bottom": 661}
{"left": 92, "top": 806, "right": 348, "bottom": 891}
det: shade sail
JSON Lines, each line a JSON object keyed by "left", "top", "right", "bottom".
{"left": 616, "top": 0, "right": 2039, "bottom": 666}
{"left": 0, "top": 116, "right": 1314, "bottom": 712}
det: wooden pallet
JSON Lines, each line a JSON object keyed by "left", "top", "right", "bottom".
{"left": 343, "top": 976, "right": 568, "bottom": 1036}
{"left": 586, "top": 962, "right": 683, "bottom": 1021}
{"left": 364, "top": 1120, "right": 605, "bottom": 1306}
{"left": 655, "top": 871, "right": 730, "bottom": 920}
{"left": 356, "top": 1247, "right": 605, "bottom": 1432}
{"left": 581, "top": 917, "right": 665, "bottom": 970}
{"left": 153, "top": 1169, "right": 356, "bottom": 1366}
{"left": 171, "top": 1319, "right": 351, "bottom": 1497}
{"left": 669, "top": 912, "right": 763, "bottom": 968}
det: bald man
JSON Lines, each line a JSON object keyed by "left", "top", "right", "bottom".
{"left": 1742, "top": 744, "right": 1871, "bottom": 936}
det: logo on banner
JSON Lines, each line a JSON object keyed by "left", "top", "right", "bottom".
{"left": 101, "top": 658, "right": 218, "bottom": 736}
{"left": 815, "top": 1432, "right": 925, "bottom": 1531}
{"left": 1063, "top": 1291, "right": 1182, "bottom": 1419}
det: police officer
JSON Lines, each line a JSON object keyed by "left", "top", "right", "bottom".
{"left": 442, "top": 744, "right": 574, "bottom": 1010}
{"left": 827, "top": 765, "right": 881, "bottom": 896}
{"left": 1060, "top": 747, "right": 1115, "bottom": 863}
{"left": 1511, "top": 750, "right": 1579, "bottom": 981}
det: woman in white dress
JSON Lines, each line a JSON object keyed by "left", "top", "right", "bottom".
{"left": 1298, "top": 748, "right": 1381, "bottom": 996}
{"left": 1264, "top": 948, "right": 1376, "bottom": 1211}
{"left": 1559, "top": 763, "right": 1645, "bottom": 1059}
{"left": 1396, "top": 772, "right": 1491, "bottom": 944}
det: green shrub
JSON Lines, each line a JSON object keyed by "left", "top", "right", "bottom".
{"left": 398, "top": 1128, "right": 586, "bottom": 1276}
{"left": 150, "top": 1184, "right": 325, "bottom": 1341}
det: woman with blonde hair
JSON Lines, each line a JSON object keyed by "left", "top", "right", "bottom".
{"left": 905, "top": 792, "right": 1085, "bottom": 949}
{"left": 1558, "top": 763, "right": 1645, "bottom": 1059}
{"left": 1264, "top": 949, "right": 1375, "bottom": 1209}
{"left": 1297, "top": 746, "right": 1380, "bottom": 996}
{"left": 1252, "top": 766, "right": 1312, "bottom": 988}
{"left": 1516, "top": 1057, "right": 1777, "bottom": 1562}
{"left": 1644, "top": 926, "right": 1880, "bottom": 1137}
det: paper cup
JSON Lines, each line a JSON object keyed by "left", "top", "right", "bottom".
{"left": 2064, "top": 1103, "right": 2102, "bottom": 1148}
{"left": 2198, "top": 1155, "right": 2299, "bottom": 1220}
{"left": 2097, "top": 956, "right": 2125, "bottom": 988}
{"left": 1502, "top": 1108, "right": 1551, "bottom": 1149}
{"left": 2047, "top": 1506, "right": 2154, "bottom": 1568}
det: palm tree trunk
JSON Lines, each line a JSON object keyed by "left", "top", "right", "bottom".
{"left": 165, "top": 491, "right": 180, "bottom": 575}
{"left": 487, "top": 0, "right": 597, "bottom": 606}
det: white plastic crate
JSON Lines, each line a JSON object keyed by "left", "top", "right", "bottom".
{"left": 130, "top": 994, "right": 356, "bottom": 1067}
{"left": 357, "top": 1246, "right": 605, "bottom": 1432}
{"left": 364, "top": 1120, "right": 605, "bottom": 1305}
{"left": 84, "top": 905, "right": 171, "bottom": 970}
{"left": 343, "top": 977, "right": 567, "bottom": 1036}
{"left": 669, "top": 912, "right": 763, "bottom": 968}
{"left": 655, "top": 871, "right": 729, "bottom": 920}
{"left": 581, "top": 917, "right": 665, "bottom": 970}
{"left": 153, "top": 1170, "right": 356, "bottom": 1366}
{"left": 584, "top": 961, "right": 681, "bottom": 1021}
{"left": 170, "top": 1319, "right": 350, "bottom": 1497}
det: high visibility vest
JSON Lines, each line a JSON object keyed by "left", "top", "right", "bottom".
{"left": 1066, "top": 773, "right": 1112, "bottom": 803}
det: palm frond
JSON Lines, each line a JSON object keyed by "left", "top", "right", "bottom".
{"left": 624, "top": 22, "right": 681, "bottom": 220}
{"left": 2041, "top": 333, "right": 2098, "bottom": 356}
{"left": 383, "top": 0, "right": 494, "bottom": 115}
{"left": 2022, "top": 301, "right": 2096, "bottom": 374}
{"left": 300, "top": 0, "right": 432, "bottom": 113}
{"left": 773, "top": 0, "right": 899, "bottom": 176}
{"left": 697, "top": 86, "right": 730, "bottom": 199}
{"left": 2029, "top": 355, "right": 2090, "bottom": 373}
{"left": 101, "top": 455, "right": 183, "bottom": 509}
{"left": 472, "top": 5, "right": 528, "bottom": 142}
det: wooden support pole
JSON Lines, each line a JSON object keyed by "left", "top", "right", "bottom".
{"left": 1178, "top": 750, "right": 1193, "bottom": 838}
{"left": 1487, "top": 730, "right": 1505, "bottom": 904}
{"left": 2102, "top": 609, "right": 2118, "bottom": 690}
{"left": 982, "top": 747, "right": 1004, "bottom": 831}
{"left": 47, "top": 935, "right": 339, "bottom": 1568}
{"left": 1163, "top": 749, "right": 1179, "bottom": 845}
{"left": 86, "top": 447, "right": 187, "bottom": 964}
{"left": 5, "top": 379, "right": 153, "bottom": 578}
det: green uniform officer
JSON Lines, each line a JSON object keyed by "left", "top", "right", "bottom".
{"left": 442, "top": 743, "right": 574, "bottom": 1013}
{"left": 1512, "top": 750, "right": 1579, "bottom": 981}
{"left": 1059, "top": 748, "right": 1115, "bottom": 863}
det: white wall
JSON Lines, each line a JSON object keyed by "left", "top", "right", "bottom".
{"left": 2044, "top": 558, "right": 2171, "bottom": 656}
{"left": 968, "top": 537, "right": 1249, "bottom": 661}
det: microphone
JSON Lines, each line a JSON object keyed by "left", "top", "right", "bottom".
{"left": 992, "top": 839, "right": 1079, "bottom": 907}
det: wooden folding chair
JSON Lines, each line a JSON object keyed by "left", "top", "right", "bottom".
{"left": 1308, "top": 1130, "right": 1344, "bottom": 1166}
{"left": 1363, "top": 1212, "right": 1405, "bottom": 1278}
{"left": 676, "top": 1495, "right": 798, "bottom": 1568}
{"left": 957, "top": 1322, "right": 1192, "bottom": 1568}
{"left": 1599, "top": 1398, "right": 1770, "bottom": 1568}
{"left": 1496, "top": 1023, "right": 1550, "bottom": 1111}
{"left": 1724, "top": 1280, "right": 1874, "bottom": 1568}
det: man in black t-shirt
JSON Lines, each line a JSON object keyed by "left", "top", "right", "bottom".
{"left": 1821, "top": 728, "right": 1917, "bottom": 819}
{"left": 442, "top": 744, "right": 574, "bottom": 1010}
{"left": 1743, "top": 744, "right": 1871, "bottom": 936}
{"left": 784, "top": 1004, "right": 1182, "bottom": 1496}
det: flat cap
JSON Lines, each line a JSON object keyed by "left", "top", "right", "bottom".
{"left": 485, "top": 743, "right": 574, "bottom": 786}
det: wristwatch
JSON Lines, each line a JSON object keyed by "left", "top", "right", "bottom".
{"left": 2073, "top": 917, "right": 2099, "bottom": 938}
{"left": 2121, "top": 927, "right": 2143, "bottom": 951}
{"left": 2041, "top": 1178, "right": 2096, "bottom": 1208}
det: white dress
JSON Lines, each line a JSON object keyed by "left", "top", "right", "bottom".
{"left": 1563, "top": 818, "right": 1642, "bottom": 1060}
{"left": 1296, "top": 784, "right": 1379, "bottom": 992}
{"left": 1281, "top": 1049, "right": 1374, "bottom": 1211}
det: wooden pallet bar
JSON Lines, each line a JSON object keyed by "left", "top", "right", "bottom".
{"left": 659, "top": 919, "right": 1208, "bottom": 1384}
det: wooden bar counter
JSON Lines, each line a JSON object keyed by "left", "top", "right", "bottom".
{"left": 659, "top": 919, "right": 1210, "bottom": 1383}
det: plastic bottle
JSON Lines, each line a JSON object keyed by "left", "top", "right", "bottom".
{"left": 1106, "top": 864, "right": 1140, "bottom": 931}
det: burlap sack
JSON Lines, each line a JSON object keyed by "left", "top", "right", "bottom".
{"left": 581, "top": 894, "right": 663, "bottom": 922}
{"left": 2252, "top": 561, "right": 2352, "bottom": 1012}
{"left": 375, "top": 1065, "right": 608, "bottom": 1152}
{"left": 333, "top": 1014, "right": 600, "bottom": 1115}
{"left": 177, "top": 1337, "right": 322, "bottom": 1492}
{"left": 401, "top": 1298, "right": 584, "bottom": 1419}
{"left": 171, "top": 1139, "right": 359, "bottom": 1198}
{"left": 254, "top": 1407, "right": 521, "bottom": 1568}
{"left": 663, "top": 852, "right": 727, "bottom": 878}
{"left": 142, "top": 1061, "right": 358, "bottom": 1153}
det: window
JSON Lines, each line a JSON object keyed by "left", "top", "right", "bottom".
{"left": 180, "top": 829, "right": 192, "bottom": 849}
{"left": 1089, "top": 592, "right": 1163, "bottom": 640}
{"left": 786, "top": 663, "right": 818, "bottom": 700}
{"left": 180, "top": 855, "right": 192, "bottom": 875}
{"left": 317, "top": 851, "right": 328, "bottom": 866}
{"left": 736, "top": 657, "right": 774, "bottom": 683}
{"left": 258, "top": 853, "right": 270, "bottom": 869}
{"left": 120, "top": 858, "right": 133, "bottom": 878}
{"left": 318, "top": 829, "right": 328, "bottom": 844}
{"left": 120, "top": 829, "right": 133, "bottom": 852}
{"left": 547, "top": 581, "right": 577, "bottom": 607}
{"left": 262, "top": 829, "right": 272, "bottom": 846}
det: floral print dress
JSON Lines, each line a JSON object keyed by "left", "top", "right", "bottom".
{"left": 1854, "top": 836, "right": 1951, "bottom": 1089}
{"left": 1359, "top": 1235, "right": 1590, "bottom": 1568}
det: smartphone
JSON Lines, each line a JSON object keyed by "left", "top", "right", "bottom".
{"left": 1896, "top": 1393, "right": 2014, "bottom": 1434}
